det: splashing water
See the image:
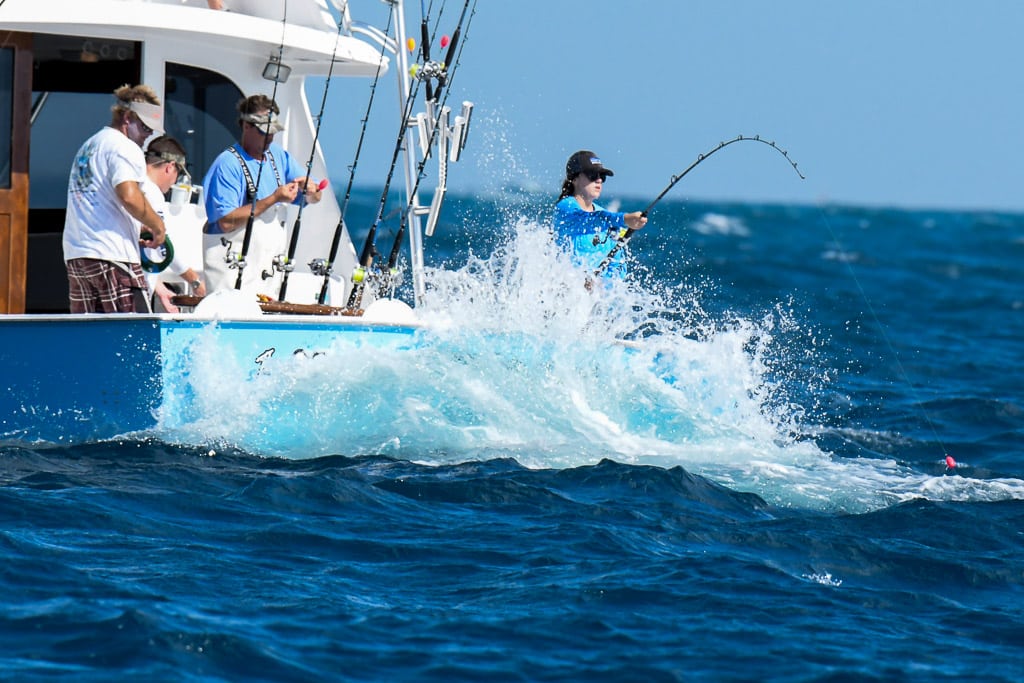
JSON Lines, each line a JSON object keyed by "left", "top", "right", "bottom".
{"left": 155, "top": 218, "right": 1024, "bottom": 513}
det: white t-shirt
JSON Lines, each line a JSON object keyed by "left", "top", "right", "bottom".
{"left": 63, "top": 126, "right": 148, "bottom": 264}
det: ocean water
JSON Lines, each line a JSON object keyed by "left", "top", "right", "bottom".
{"left": 2, "top": 192, "right": 1023, "bottom": 681}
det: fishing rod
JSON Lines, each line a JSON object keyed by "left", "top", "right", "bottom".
{"left": 434, "top": 0, "right": 470, "bottom": 98}
{"left": 274, "top": 12, "right": 343, "bottom": 302}
{"left": 593, "top": 134, "right": 805, "bottom": 277}
{"left": 345, "top": 3, "right": 431, "bottom": 310}
{"left": 231, "top": 0, "right": 289, "bottom": 290}
{"left": 380, "top": 0, "right": 476, "bottom": 294}
{"left": 311, "top": 9, "right": 395, "bottom": 306}
{"left": 419, "top": 0, "right": 434, "bottom": 102}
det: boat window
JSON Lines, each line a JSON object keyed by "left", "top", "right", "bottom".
{"left": 1, "top": 48, "right": 12, "bottom": 189}
{"left": 28, "top": 34, "right": 141, "bottom": 212}
{"left": 28, "top": 92, "right": 113, "bottom": 210}
{"left": 164, "top": 63, "right": 244, "bottom": 185}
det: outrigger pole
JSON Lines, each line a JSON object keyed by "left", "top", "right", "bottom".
{"left": 593, "top": 135, "right": 805, "bottom": 278}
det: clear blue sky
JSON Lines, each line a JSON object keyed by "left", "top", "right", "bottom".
{"left": 317, "top": 1, "right": 1024, "bottom": 211}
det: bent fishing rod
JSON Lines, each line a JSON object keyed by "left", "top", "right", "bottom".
{"left": 593, "top": 134, "right": 805, "bottom": 277}
{"left": 274, "top": 12, "right": 343, "bottom": 302}
{"left": 232, "top": 0, "right": 288, "bottom": 290}
{"left": 380, "top": 0, "right": 475, "bottom": 293}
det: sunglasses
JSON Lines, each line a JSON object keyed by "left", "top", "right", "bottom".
{"left": 583, "top": 170, "right": 607, "bottom": 182}
{"left": 147, "top": 154, "right": 186, "bottom": 177}
{"left": 132, "top": 114, "right": 154, "bottom": 136}
{"left": 246, "top": 121, "right": 274, "bottom": 136}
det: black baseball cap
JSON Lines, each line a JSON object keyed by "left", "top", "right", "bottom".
{"left": 566, "top": 150, "right": 614, "bottom": 179}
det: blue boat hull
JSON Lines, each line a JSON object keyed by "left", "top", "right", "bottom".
{"left": 0, "top": 315, "right": 418, "bottom": 444}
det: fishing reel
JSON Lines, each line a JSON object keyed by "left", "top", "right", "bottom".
{"left": 592, "top": 227, "right": 628, "bottom": 246}
{"left": 409, "top": 60, "right": 445, "bottom": 84}
{"left": 351, "top": 263, "right": 402, "bottom": 299}
{"left": 377, "top": 265, "right": 403, "bottom": 298}
{"left": 220, "top": 236, "right": 246, "bottom": 270}
{"left": 308, "top": 257, "right": 331, "bottom": 278}
{"left": 351, "top": 265, "right": 368, "bottom": 285}
{"left": 262, "top": 253, "right": 294, "bottom": 280}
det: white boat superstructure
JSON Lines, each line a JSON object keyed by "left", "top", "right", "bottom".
{"left": 1, "top": 0, "right": 466, "bottom": 313}
{"left": 0, "top": 0, "right": 476, "bottom": 443}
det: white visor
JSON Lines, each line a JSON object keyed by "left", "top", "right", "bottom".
{"left": 241, "top": 111, "right": 285, "bottom": 134}
{"left": 127, "top": 100, "right": 164, "bottom": 135}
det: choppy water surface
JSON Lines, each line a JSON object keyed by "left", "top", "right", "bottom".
{"left": 2, "top": 196, "right": 1023, "bottom": 681}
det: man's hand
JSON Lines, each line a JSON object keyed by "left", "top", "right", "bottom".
{"left": 295, "top": 177, "right": 324, "bottom": 204}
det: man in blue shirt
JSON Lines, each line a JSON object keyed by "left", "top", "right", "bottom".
{"left": 201, "top": 94, "right": 323, "bottom": 294}
{"left": 552, "top": 150, "right": 647, "bottom": 280}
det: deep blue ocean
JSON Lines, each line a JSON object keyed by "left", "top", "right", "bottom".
{"left": 3, "top": 191, "right": 1023, "bottom": 681}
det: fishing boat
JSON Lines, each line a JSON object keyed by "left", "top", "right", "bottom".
{"left": 0, "top": 0, "right": 478, "bottom": 444}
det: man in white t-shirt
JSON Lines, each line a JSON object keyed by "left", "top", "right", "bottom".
{"left": 63, "top": 84, "right": 167, "bottom": 313}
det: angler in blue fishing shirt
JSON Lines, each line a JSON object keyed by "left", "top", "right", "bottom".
{"left": 552, "top": 150, "right": 647, "bottom": 280}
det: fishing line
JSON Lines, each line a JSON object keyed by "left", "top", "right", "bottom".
{"left": 312, "top": 7, "right": 395, "bottom": 305}
{"left": 275, "top": 8, "right": 344, "bottom": 302}
{"left": 382, "top": 0, "right": 477, "bottom": 293}
{"left": 814, "top": 207, "right": 955, "bottom": 469}
{"left": 594, "top": 135, "right": 804, "bottom": 277}
{"left": 232, "top": 0, "right": 288, "bottom": 290}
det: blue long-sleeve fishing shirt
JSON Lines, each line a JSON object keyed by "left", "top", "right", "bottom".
{"left": 552, "top": 196, "right": 628, "bottom": 278}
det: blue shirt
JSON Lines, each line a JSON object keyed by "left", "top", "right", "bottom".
{"left": 552, "top": 196, "right": 629, "bottom": 278}
{"left": 203, "top": 142, "right": 304, "bottom": 232}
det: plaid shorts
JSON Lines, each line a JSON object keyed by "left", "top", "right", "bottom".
{"left": 66, "top": 258, "right": 152, "bottom": 313}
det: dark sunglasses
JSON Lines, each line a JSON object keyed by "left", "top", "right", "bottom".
{"left": 132, "top": 113, "right": 154, "bottom": 135}
{"left": 146, "top": 154, "right": 186, "bottom": 177}
{"left": 245, "top": 121, "right": 275, "bottom": 136}
{"left": 583, "top": 170, "right": 607, "bottom": 182}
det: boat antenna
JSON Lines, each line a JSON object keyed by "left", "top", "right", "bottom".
{"left": 382, "top": 0, "right": 476, "bottom": 291}
{"left": 274, "top": 10, "right": 344, "bottom": 302}
{"left": 593, "top": 134, "right": 805, "bottom": 277}
{"left": 311, "top": 7, "right": 396, "bottom": 305}
{"left": 345, "top": 2, "right": 433, "bottom": 310}
{"left": 230, "top": 0, "right": 289, "bottom": 290}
